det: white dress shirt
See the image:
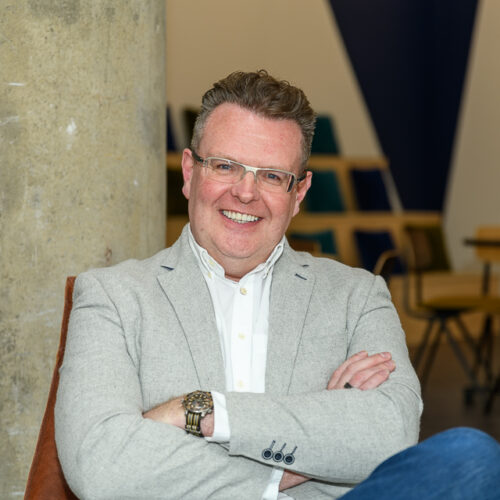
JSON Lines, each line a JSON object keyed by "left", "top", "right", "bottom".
{"left": 188, "top": 226, "right": 293, "bottom": 500}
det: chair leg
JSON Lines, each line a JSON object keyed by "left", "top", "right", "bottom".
{"left": 443, "top": 322, "right": 478, "bottom": 387}
{"left": 419, "top": 320, "right": 443, "bottom": 392}
{"left": 484, "top": 374, "right": 500, "bottom": 414}
{"left": 453, "top": 315, "right": 478, "bottom": 353}
{"left": 412, "top": 318, "right": 436, "bottom": 371}
{"left": 471, "top": 315, "right": 494, "bottom": 383}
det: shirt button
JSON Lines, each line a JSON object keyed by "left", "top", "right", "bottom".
{"left": 238, "top": 333, "right": 246, "bottom": 340}
{"left": 237, "top": 380, "right": 245, "bottom": 389}
{"left": 207, "top": 271, "right": 212, "bottom": 279}
{"left": 240, "top": 287, "right": 248, "bottom": 295}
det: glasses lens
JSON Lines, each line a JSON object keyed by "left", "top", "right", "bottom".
{"left": 206, "top": 158, "right": 242, "bottom": 180}
{"left": 203, "top": 157, "right": 293, "bottom": 193}
{"left": 257, "top": 169, "right": 292, "bottom": 192}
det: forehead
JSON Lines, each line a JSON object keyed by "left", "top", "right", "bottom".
{"left": 199, "top": 103, "right": 303, "bottom": 172}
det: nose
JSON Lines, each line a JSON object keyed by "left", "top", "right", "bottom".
{"left": 230, "top": 171, "right": 260, "bottom": 203}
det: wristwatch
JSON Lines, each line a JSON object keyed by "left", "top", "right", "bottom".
{"left": 182, "top": 390, "right": 214, "bottom": 437}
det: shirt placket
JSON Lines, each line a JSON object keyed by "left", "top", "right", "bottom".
{"left": 231, "top": 275, "right": 254, "bottom": 392}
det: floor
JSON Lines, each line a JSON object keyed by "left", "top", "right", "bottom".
{"left": 410, "top": 337, "right": 500, "bottom": 442}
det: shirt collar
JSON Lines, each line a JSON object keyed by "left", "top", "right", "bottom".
{"left": 187, "top": 223, "right": 285, "bottom": 281}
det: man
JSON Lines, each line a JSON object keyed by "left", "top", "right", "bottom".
{"left": 55, "top": 71, "right": 499, "bottom": 499}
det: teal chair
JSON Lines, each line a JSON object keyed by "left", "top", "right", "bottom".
{"left": 311, "top": 114, "right": 340, "bottom": 154}
{"left": 288, "top": 229, "right": 337, "bottom": 257}
{"left": 305, "top": 170, "right": 345, "bottom": 213}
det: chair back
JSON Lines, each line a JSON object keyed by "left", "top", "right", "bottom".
{"left": 373, "top": 249, "right": 400, "bottom": 285}
{"left": 25, "top": 277, "right": 78, "bottom": 500}
{"left": 403, "top": 224, "right": 451, "bottom": 307}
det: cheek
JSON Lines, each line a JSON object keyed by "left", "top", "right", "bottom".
{"left": 190, "top": 179, "right": 227, "bottom": 213}
{"left": 267, "top": 195, "right": 296, "bottom": 225}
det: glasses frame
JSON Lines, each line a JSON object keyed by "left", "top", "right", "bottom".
{"left": 191, "top": 150, "right": 306, "bottom": 193}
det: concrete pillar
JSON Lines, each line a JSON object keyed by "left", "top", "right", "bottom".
{"left": 0, "top": 1, "right": 166, "bottom": 495}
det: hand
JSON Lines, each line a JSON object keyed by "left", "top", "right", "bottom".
{"left": 327, "top": 351, "right": 395, "bottom": 390}
{"left": 279, "top": 470, "right": 309, "bottom": 491}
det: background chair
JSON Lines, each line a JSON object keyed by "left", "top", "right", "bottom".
{"left": 354, "top": 229, "right": 403, "bottom": 276}
{"left": 373, "top": 249, "right": 401, "bottom": 286}
{"left": 310, "top": 114, "right": 340, "bottom": 154}
{"left": 304, "top": 169, "right": 345, "bottom": 213}
{"left": 288, "top": 229, "right": 338, "bottom": 258}
{"left": 25, "top": 277, "right": 77, "bottom": 500}
{"left": 402, "top": 225, "right": 486, "bottom": 393}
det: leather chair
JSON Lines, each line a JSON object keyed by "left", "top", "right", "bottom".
{"left": 25, "top": 277, "right": 78, "bottom": 500}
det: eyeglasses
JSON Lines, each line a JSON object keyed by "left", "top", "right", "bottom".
{"left": 191, "top": 150, "right": 306, "bottom": 193}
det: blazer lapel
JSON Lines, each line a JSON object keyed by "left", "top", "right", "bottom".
{"left": 156, "top": 230, "right": 226, "bottom": 392}
{"left": 266, "top": 247, "right": 315, "bottom": 395}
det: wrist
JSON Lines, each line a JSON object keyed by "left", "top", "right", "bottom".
{"left": 182, "top": 390, "right": 214, "bottom": 437}
{"left": 200, "top": 411, "right": 214, "bottom": 437}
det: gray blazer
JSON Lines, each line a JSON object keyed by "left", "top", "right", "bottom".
{"left": 55, "top": 226, "right": 422, "bottom": 500}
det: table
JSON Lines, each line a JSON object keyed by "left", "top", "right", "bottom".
{"left": 463, "top": 237, "right": 500, "bottom": 294}
{"left": 463, "top": 235, "right": 500, "bottom": 412}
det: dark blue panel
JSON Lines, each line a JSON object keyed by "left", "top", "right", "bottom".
{"left": 350, "top": 168, "right": 391, "bottom": 211}
{"left": 328, "top": 0, "right": 478, "bottom": 210}
{"left": 354, "top": 230, "right": 403, "bottom": 273}
{"left": 166, "top": 106, "right": 178, "bottom": 152}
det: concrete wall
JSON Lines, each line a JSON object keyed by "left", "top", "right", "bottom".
{"left": 0, "top": 1, "right": 166, "bottom": 496}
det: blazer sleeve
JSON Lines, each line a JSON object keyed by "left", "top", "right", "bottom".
{"left": 225, "top": 273, "right": 422, "bottom": 486}
{"left": 55, "top": 272, "right": 274, "bottom": 500}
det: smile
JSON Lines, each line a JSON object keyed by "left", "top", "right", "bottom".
{"left": 222, "top": 210, "right": 260, "bottom": 224}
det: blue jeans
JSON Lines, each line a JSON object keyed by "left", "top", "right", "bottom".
{"left": 341, "top": 427, "right": 500, "bottom": 500}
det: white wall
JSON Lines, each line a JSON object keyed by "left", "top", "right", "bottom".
{"left": 444, "top": 0, "right": 500, "bottom": 274}
{"left": 166, "top": 0, "right": 380, "bottom": 155}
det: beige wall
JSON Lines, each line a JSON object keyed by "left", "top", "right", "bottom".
{"left": 167, "top": 0, "right": 500, "bottom": 276}
{"left": 166, "top": 0, "right": 381, "bottom": 156}
{"left": 444, "top": 0, "right": 500, "bottom": 276}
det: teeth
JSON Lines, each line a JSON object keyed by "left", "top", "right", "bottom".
{"left": 222, "top": 210, "right": 260, "bottom": 224}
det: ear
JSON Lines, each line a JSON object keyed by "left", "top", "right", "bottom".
{"left": 292, "top": 170, "right": 312, "bottom": 217}
{"left": 181, "top": 148, "right": 195, "bottom": 200}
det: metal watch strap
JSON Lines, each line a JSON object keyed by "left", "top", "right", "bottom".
{"left": 185, "top": 411, "right": 203, "bottom": 437}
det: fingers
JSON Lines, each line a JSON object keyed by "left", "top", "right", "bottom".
{"left": 348, "top": 357, "right": 395, "bottom": 389}
{"left": 358, "top": 369, "right": 392, "bottom": 390}
{"left": 327, "top": 351, "right": 368, "bottom": 389}
{"left": 327, "top": 351, "right": 396, "bottom": 391}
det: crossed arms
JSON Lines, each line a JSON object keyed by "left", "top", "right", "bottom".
{"left": 144, "top": 350, "right": 398, "bottom": 491}
{"left": 55, "top": 264, "right": 422, "bottom": 499}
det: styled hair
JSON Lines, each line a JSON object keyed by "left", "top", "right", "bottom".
{"left": 191, "top": 70, "right": 316, "bottom": 168}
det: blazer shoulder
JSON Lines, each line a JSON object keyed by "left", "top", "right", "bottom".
{"left": 286, "top": 246, "right": 375, "bottom": 284}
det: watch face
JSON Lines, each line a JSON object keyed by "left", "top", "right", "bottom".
{"left": 184, "top": 391, "right": 214, "bottom": 414}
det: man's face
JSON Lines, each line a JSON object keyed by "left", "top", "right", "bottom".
{"left": 181, "top": 103, "right": 312, "bottom": 280}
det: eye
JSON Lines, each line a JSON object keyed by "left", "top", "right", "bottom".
{"left": 261, "top": 170, "right": 287, "bottom": 184}
{"left": 211, "top": 160, "right": 236, "bottom": 174}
